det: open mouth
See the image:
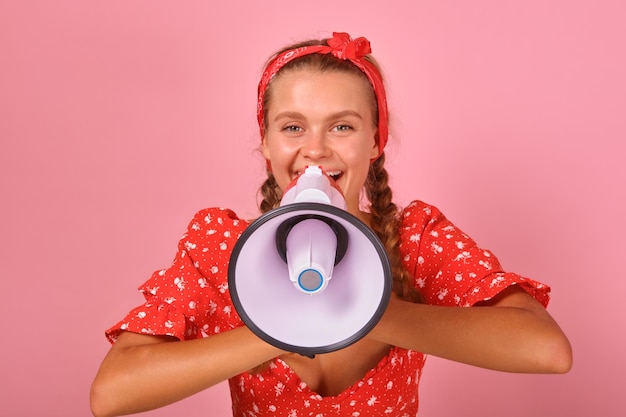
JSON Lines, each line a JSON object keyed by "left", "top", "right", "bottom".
{"left": 293, "top": 169, "right": 343, "bottom": 182}
{"left": 325, "top": 170, "right": 343, "bottom": 182}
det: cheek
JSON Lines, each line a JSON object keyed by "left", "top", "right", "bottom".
{"left": 343, "top": 146, "right": 376, "bottom": 170}
{"left": 265, "top": 153, "right": 293, "bottom": 190}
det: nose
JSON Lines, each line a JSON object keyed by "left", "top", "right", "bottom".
{"left": 301, "top": 130, "right": 331, "bottom": 160}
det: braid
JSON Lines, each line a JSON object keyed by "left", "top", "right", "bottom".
{"left": 258, "top": 170, "right": 283, "bottom": 214}
{"left": 366, "top": 155, "right": 423, "bottom": 304}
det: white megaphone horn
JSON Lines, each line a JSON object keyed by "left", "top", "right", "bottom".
{"left": 277, "top": 166, "right": 347, "bottom": 294}
{"left": 228, "top": 166, "right": 392, "bottom": 356}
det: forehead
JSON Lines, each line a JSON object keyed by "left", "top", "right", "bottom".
{"left": 267, "top": 68, "right": 376, "bottom": 113}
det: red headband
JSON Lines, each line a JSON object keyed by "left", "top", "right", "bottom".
{"left": 257, "top": 32, "right": 388, "bottom": 159}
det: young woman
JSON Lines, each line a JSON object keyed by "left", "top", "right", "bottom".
{"left": 90, "top": 32, "right": 572, "bottom": 417}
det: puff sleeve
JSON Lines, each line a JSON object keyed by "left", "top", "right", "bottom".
{"left": 106, "top": 208, "right": 249, "bottom": 343}
{"left": 399, "top": 201, "right": 550, "bottom": 307}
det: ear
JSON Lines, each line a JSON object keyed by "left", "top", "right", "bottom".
{"left": 261, "top": 135, "right": 271, "bottom": 160}
{"left": 369, "top": 132, "right": 380, "bottom": 159}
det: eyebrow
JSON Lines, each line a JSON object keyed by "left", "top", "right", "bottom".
{"left": 273, "top": 110, "right": 364, "bottom": 123}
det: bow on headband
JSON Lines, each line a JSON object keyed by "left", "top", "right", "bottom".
{"left": 257, "top": 32, "right": 388, "bottom": 159}
{"left": 327, "top": 32, "right": 372, "bottom": 60}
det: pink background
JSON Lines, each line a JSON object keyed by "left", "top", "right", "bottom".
{"left": 1, "top": 1, "right": 624, "bottom": 416}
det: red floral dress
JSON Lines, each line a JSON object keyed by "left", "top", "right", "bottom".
{"left": 106, "top": 200, "right": 550, "bottom": 416}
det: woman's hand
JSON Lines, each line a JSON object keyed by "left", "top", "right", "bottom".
{"left": 368, "top": 285, "right": 572, "bottom": 374}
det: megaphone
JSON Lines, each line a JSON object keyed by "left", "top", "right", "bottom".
{"left": 228, "top": 166, "right": 392, "bottom": 356}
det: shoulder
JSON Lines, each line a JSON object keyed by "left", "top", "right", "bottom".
{"left": 178, "top": 207, "right": 251, "bottom": 252}
{"left": 398, "top": 200, "right": 455, "bottom": 255}
{"left": 399, "top": 200, "right": 479, "bottom": 255}
{"left": 185, "top": 207, "right": 250, "bottom": 234}
{"left": 400, "top": 200, "right": 446, "bottom": 229}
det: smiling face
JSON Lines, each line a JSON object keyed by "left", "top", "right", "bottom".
{"left": 261, "top": 68, "right": 379, "bottom": 216}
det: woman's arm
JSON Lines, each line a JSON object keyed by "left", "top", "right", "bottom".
{"left": 90, "top": 326, "right": 283, "bottom": 417}
{"left": 369, "top": 285, "right": 572, "bottom": 373}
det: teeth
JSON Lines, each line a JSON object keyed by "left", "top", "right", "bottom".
{"left": 293, "top": 170, "right": 342, "bottom": 179}
{"left": 326, "top": 170, "right": 343, "bottom": 179}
